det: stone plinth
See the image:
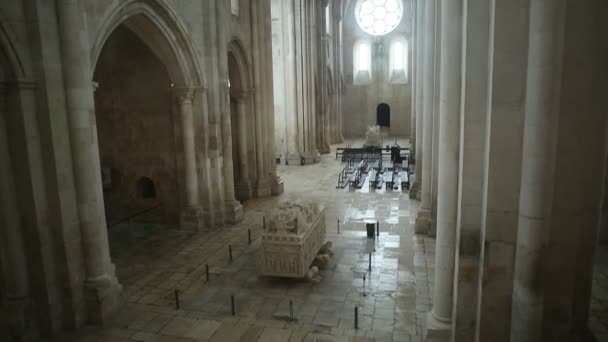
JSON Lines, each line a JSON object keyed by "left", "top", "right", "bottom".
{"left": 364, "top": 125, "right": 383, "bottom": 148}
{"left": 261, "top": 202, "right": 326, "bottom": 278}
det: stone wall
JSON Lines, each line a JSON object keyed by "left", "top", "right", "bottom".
{"left": 94, "top": 26, "right": 179, "bottom": 224}
{"left": 342, "top": 0, "right": 413, "bottom": 138}
{"left": 0, "top": 0, "right": 283, "bottom": 337}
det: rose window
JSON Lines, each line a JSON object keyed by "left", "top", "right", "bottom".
{"left": 355, "top": 0, "right": 403, "bottom": 36}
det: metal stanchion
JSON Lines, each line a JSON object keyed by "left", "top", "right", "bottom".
{"left": 231, "top": 295, "right": 236, "bottom": 316}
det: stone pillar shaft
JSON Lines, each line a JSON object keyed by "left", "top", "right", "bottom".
{"left": 415, "top": 0, "right": 436, "bottom": 233}
{"left": 237, "top": 95, "right": 250, "bottom": 181}
{"left": 251, "top": 0, "right": 268, "bottom": 181}
{"left": 54, "top": 0, "right": 123, "bottom": 325}
{"left": 412, "top": 0, "right": 425, "bottom": 199}
{"left": 177, "top": 91, "right": 200, "bottom": 208}
{"left": 0, "top": 84, "right": 29, "bottom": 335}
{"left": 56, "top": 1, "right": 120, "bottom": 310}
{"left": 511, "top": 1, "right": 564, "bottom": 341}
{"left": 431, "top": 0, "right": 464, "bottom": 324}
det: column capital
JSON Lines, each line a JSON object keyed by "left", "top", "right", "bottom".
{"left": 2, "top": 79, "right": 37, "bottom": 90}
{"left": 172, "top": 85, "right": 204, "bottom": 104}
{"left": 233, "top": 88, "right": 254, "bottom": 102}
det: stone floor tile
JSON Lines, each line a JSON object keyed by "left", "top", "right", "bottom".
{"left": 257, "top": 327, "right": 293, "bottom": 342}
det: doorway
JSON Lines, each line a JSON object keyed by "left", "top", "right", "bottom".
{"left": 377, "top": 103, "right": 390, "bottom": 128}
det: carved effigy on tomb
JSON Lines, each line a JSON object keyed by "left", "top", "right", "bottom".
{"left": 364, "top": 125, "right": 383, "bottom": 148}
{"left": 261, "top": 201, "right": 327, "bottom": 278}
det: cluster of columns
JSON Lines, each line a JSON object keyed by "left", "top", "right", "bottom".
{"left": 0, "top": 0, "right": 287, "bottom": 337}
{"left": 174, "top": 87, "right": 208, "bottom": 228}
{"left": 411, "top": 0, "right": 608, "bottom": 341}
{"left": 315, "top": 0, "right": 345, "bottom": 153}
{"left": 56, "top": 0, "right": 123, "bottom": 326}
{"left": 232, "top": 90, "right": 254, "bottom": 200}
{"left": 272, "top": 0, "right": 344, "bottom": 165}
{"left": 245, "top": 0, "right": 284, "bottom": 196}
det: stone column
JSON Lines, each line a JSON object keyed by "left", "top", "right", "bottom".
{"left": 261, "top": 0, "right": 284, "bottom": 196}
{"left": 510, "top": 2, "right": 564, "bottom": 341}
{"left": 411, "top": 0, "right": 425, "bottom": 200}
{"left": 178, "top": 89, "right": 199, "bottom": 208}
{"left": 251, "top": 0, "right": 272, "bottom": 196}
{"left": 0, "top": 83, "right": 29, "bottom": 337}
{"left": 221, "top": 86, "right": 244, "bottom": 222}
{"left": 450, "top": 0, "right": 492, "bottom": 339}
{"left": 429, "top": 0, "right": 442, "bottom": 237}
{"left": 56, "top": 0, "right": 121, "bottom": 323}
{"left": 427, "top": 0, "right": 464, "bottom": 335}
{"left": 236, "top": 92, "right": 251, "bottom": 196}
{"left": 415, "top": 0, "right": 436, "bottom": 234}
{"left": 174, "top": 88, "right": 206, "bottom": 229}
{"left": 410, "top": 0, "right": 417, "bottom": 154}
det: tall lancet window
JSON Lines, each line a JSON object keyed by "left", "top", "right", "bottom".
{"left": 389, "top": 38, "right": 408, "bottom": 83}
{"left": 231, "top": 0, "right": 239, "bottom": 16}
{"left": 354, "top": 40, "right": 372, "bottom": 84}
{"left": 326, "top": 4, "right": 332, "bottom": 35}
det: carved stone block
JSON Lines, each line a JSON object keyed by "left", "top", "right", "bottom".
{"left": 261, "top": 202, "right": 326, "bottom": 278}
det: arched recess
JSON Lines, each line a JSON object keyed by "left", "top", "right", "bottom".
{"left": 228, "top": 39, "right": 254, "bottom": 201}
{"left": 377, "top": 103, "right": 390, "bottom": 128}
{"left": 91, "top": 0, "right": 204, "bottom": 88}
{"left": 91, "top": 1, "right": 205, "bottom": 227}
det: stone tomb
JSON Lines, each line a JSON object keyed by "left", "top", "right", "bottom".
{"left": 261, "top": 201, "right": 326, "bottom": 278}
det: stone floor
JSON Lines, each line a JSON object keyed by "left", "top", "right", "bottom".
{"left": 591, "top": 245, "right": 608, "bottom": 342}
{"left": 50, "top": 139, "right": 438, "bottom": 342}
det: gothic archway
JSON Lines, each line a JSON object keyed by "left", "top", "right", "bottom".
{"left": 377, "top": 103, "right": 391, "bottom": 128}
{"left": 92, "top": 2, "right": 204, "bottom": 228}
{"left": 228, "top": 39, "right": 254, "bottom": 201}
{"left": 91, "top": 0, "right": 204, "bottom": 88}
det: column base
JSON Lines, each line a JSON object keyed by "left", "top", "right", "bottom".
{"left": 318, "top": 143, "right": 331, "bottom": 154}
{"left": 2, "top": 296, "right": 32, "bottom": 339}
{"left": 410, "top": 180, "right": 421, "bottom": 200}
{"left": 286, "top": 151, "right": 320, "bottom": 165}
{"left": 271, "top": 177, "right": 284, "bottom": 195}
{"left": 424, "top": 311, "right": 452, "bottom": 342}
{"left": 415, "top": 208, "right": 433, "bottom": 235}
{"left": 180, "top": 206, "right": 205, "bottom": 230}
{"left": 235, "top": 179, "right": 253, "bottom": 201}
{"left": 224, "top": 200, "right": 243, "bottom": 224}
{"left": 429, "top": 219, "right": 437, "bottom": 237}
{"left": 253, "top": 178, "right": 273, "bottom": 198}
{"left": 303, "top": 150, "right": 320, "bottom": 164}
{"left": 84, "top": 274, "right": 122, "bottom": 326}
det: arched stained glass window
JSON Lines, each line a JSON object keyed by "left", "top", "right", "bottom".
{"left": 358, "top": 42, "right": 371, "bottom": 71}
{"left": 353, "top": 40, "right": 372, "bottom": 84}
{"left": 389, "top": 37, "right": 408, "bottom": 83}
{"left": 392, "top": 41, "right": 404, "bottom": 70}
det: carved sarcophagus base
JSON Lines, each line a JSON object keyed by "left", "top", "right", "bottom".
{"left": 261, "top": 202, "right": 326, "bottom": 278}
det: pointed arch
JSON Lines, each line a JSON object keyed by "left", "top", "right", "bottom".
{"left": 0, "top": 13, "right": 28, "bottom": 79}
{"left": 228, "top": 38, "right": 252, "bottom": 95}
{"left": 90, "top": 0, "right": 204, "bottom": 88}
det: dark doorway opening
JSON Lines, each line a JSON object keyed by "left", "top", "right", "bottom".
{"left": 377, "top": 103, "right": 390, "bottom": 128}
{"left": 137, "top": 177, "right": 156, "bottom": 199}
